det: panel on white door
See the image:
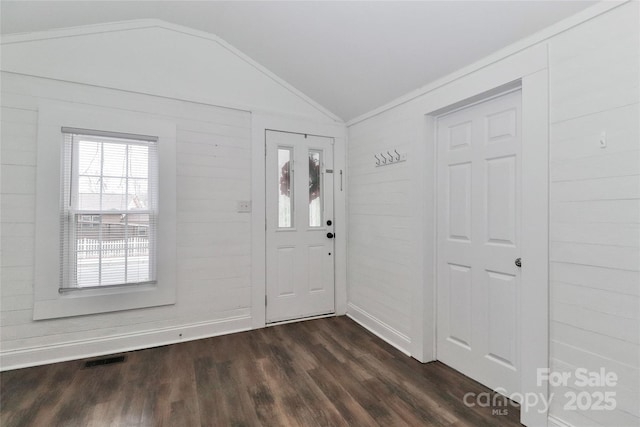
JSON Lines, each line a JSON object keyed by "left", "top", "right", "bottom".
{"left": 437, "top": 90, "right": 522, "bottom": 399}
{"left": 449, "top": 121, "right": 473, "bottom": 150}
{"left": 487, "top": 271, "right": 517, "bottom": 368}
{"left": 266, "top": 131, "right": 335, "bottom": 323}
{"left": 276, "top": 247, "right": 295, "bottom": 297}
{"left": 308, "top": 245, "right": 325, "bottom": 292}
{"left": 486, "top": 156, "right": 516, "bottom": 245}
{"left": 486, "top": 108, "right": 517, "bottom": 142}
{"left": 447, "top": 263, "right": 472, "bottom": 349}
{"left": 448, "top": 163, "right": 472, "bottom": 241}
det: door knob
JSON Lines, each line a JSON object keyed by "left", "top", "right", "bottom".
{"left": 327, "top": 232, "right": 335, "bottom": 239}
{"left": 515, "top": 258, "right": 522, "bottom": 268}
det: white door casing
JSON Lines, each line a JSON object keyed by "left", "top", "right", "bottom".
{"left": 265, "top": 130, "right": 335, "bottom": 323}
{"left": 436, "top": 90, "right": 522, "bottom": 398}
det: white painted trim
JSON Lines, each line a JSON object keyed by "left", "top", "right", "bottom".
{"left": 1, "top": 19, "right": 161, "bottom": 42}
{"left": 410, "top": 114, "right": 437, "bottom": 363}
{"left": 346, "top": 0, "right": 627, "bottom": 126}
{"left": 412, "top": 49, "right": 549, "bottom": 426}
{"left": 33, "top": 99, "right": 177, "bottom": 320}
{"left": 548, "top": 415, "right": 576, "bottom": 427}
{"left": 429, "top": 79, "right": 549, "bottom": 427}
{"left": 266, "top": 313, "right": 336, "bottom": 327}
{"left": 407, "top": 39, "right": 548, "bottom": 371}
{"left": 347, "top": 303, "right": 411, "bottom": 356}
{"left": 0, "top": 315, "right": 252, "bottom": 371}
{"left": 251, "top": 112, "right": 347, "bottom": 330}
{"left": 520, "top": 68, "right": 550, "bottom": 427}
{"left": 1, "top": 19, "right": 343, "bottom": 124}
{"left": 250, "top": 113, "right": 268, "bottom": 330}
{"left": 1, "top": 69, "right": 253, "bottom": 116}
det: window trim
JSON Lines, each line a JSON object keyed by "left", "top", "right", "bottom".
{"left": 61, "top": 130, "right": 158, "bottom": 291}
{"left": 34, "top": 100, "right": 177, "bottom": 320}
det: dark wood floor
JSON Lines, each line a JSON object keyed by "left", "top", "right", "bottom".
{"left": 1, "top": 316, "right": 522, "bottom": 427}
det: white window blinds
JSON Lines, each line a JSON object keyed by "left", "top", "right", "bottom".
{"left": 60, "top": 128, "right": 159, "bottom": 291}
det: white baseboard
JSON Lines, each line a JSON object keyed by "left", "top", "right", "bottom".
{"left": 0, "top": 315, "right": 252, "bottom": 371}
{"left": 346, "top": 302, "right": 411, "bottom": 356}
{"left": 548, "top": 415, "right": 575, "bottom": 427}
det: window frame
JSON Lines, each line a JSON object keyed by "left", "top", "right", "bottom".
{"left": 34, "top": 100, "right": 176, "bottom": 320}
{"left": 61, "top": 131, "right": 158, "bottom": 291}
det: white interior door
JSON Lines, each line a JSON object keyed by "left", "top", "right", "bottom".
{"left": 265, "top": 130, "right": 335, "bottom": 323}
{"left": 436, "top": 90, "right": 522, "bottom": 398}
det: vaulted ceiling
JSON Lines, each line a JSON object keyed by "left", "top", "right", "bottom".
{"left": 1, "top": 1, "right": 597, "bottom": 121}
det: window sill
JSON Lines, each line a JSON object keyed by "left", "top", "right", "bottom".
{"left": 33, "top": 281, "right": 175, "bottom": 320}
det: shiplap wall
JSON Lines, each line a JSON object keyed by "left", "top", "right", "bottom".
{"left": 1, "top": 72, "right": 253, "bottom": 364}
{"left": 0, "top": 22, "right": 336, "bottom": 123}
{"left": 347, "top": 3, "right": 639, "bottom": 426}
{"left": 547, "top": 3, "right": 639, "bottom": 426}
{"left": 1, "top": 20, "right": 342, "bottom": 368}
{"left": 346, "top": 105, "right": 416, "bottom": 352}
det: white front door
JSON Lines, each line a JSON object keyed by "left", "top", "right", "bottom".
{"left": 436, "top": 90, "right": 522, "bottom": 398}
{"left": 265, "top": 130, "right": 335, "bottom": 323}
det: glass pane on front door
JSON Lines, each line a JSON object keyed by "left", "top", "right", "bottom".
{"left": 278, "top": 147, "right": 293, "bottom": 228}
{"left": 309, "top": 150, "right": 322, "bottom": 227}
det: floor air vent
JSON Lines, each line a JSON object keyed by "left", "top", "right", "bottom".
{"left": 84, "top": 355, "right": 126, "bottom": 368}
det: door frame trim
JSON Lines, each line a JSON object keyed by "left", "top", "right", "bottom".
{"left": 415, "top": 47, "right": 549, "bottom": 426}
{"left": 250, "top": 113, "right": 347, "bottom": 329}
{"left": 264, "top": 130, "right": 336, "bottom": 323}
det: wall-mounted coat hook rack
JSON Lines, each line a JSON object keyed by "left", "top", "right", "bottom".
{"left": 375, "top": 148, "right": 406, "bottom": 167}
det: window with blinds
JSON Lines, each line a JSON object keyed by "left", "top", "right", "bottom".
{"left": 60, "top": 128, "right": 159, "bottom": 291}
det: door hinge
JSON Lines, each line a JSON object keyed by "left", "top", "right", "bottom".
{"left": 265, "top": 295, "right": 267, "bottom": 306}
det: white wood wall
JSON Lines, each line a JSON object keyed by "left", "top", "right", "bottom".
{"left": 0, "top": 22, "right": 337, "bottom": 123}
{"left": 0, "top": 20, "right": 342, "bottom": 368}
{"left": 347, "top": 106, "right": 416, "bottom": 353}
{"left": 1, "top": 73, "right": 253, "bottom": 365}
{"left": 547, "top": 3, "right": 639, "bottom": 426}
{"left": 0, "top": 5, "right": 637, "bottom": 426}
{"left": 347, "top": 3, "right": 639, "bottom": 426}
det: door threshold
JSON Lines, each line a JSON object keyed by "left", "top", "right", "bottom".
{"left": 266, "top": 312, "right": 336, "bottom": 327}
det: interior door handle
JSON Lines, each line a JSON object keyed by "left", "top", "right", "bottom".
{"left": 327, "top": 232, "right": 335, "bottom": 239}
{"left": 515, "top": 258, "right": 522, "bottom": 268}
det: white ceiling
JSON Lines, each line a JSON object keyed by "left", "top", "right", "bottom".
{"left": 1, "top": 1, "right": 597, "bottom": 121}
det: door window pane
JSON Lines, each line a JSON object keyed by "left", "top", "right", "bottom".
{"left": 309, "top": 150, "right": 322, "bottom": 227}
{"left": 278, "top": 148, "right": 293, "bottom": 228}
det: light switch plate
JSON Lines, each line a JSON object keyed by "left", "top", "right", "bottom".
{"left": 237, "top": 200, "right": 251, "bottom": 213}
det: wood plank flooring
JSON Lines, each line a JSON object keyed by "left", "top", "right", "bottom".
{"left": 1, "top": 316, "right": 522, "bottom": 426}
